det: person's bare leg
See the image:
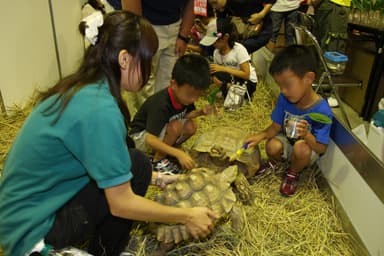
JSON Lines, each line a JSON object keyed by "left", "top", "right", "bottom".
{"left": 289, "top": 140, "right": 312, "bottom": 173}
{"left": 265, "top": 137, "right": 284, "bottom": 162}
{"left": 280, "top": 140, "right": 312, "bottom": 196}
{"left": 174, "top": 119, "right": 196, "bottom": 146}
{"left": 153, "top": 120, "right": 182, "bottom": 162}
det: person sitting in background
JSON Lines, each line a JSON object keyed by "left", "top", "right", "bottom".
{"left": 130, "top": 54, "right": 215, "bottom": 175}
{"left": 245, "top": 45, "right": 333, "bottom": 197}
{"left": 208, "top": 0, "right": 276, "bottom": 54}
{"left": 200, "top": 18, "right": 258, "bottom": 98}
{"left": 0, "top": 11, "right": 217, "bottom": 256}
{"left": 187, "top": 2, "right": 216, "bottom": 58}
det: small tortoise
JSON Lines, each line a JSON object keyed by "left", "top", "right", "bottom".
{"left": 189, "top": 127, "right": 261, "bottom": 178}
{"left": 154, "top": 166, "right": 243, "bottom": 245}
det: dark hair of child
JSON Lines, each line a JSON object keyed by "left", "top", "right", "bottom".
{"left": 171, "top": 54, "right": 211, "bottom": 90}
{"left": 217, "top": 18, "right": 238, "bottom": 48}
{"left": 269, "top": 45, "right": 319, "bottom": 78}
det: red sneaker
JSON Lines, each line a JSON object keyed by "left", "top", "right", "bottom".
{"left": 279, "top": 170, "right": 299, "bottom": 196}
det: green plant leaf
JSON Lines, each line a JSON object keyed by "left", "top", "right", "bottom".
{"left": 207, "top": 87, "right": 220, "bottom": 105}
{"left": 303, "top": 113, "right": 332, "bottom": 124}
{"left": 351, "top": 0, "right": 363, "bottom": 10}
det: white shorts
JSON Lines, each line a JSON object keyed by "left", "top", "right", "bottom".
{"left": 131, "top": 119, "right": 187, "bottom": 153}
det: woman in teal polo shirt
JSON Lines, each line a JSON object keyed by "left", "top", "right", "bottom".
{"left": 0, "top": 11, "right": 217, "bottom": 256}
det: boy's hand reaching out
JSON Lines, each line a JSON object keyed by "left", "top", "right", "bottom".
{"left": 176, "top": 150, "right": 196, "bottom": 170}
{"left": 244, "top": 133, "right": 265, "bottom": 148}
{"left": 201, "top": 105, "right": 219, "bottom": 115}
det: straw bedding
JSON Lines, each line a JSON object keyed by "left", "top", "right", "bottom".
{"left": 123, "top": 82, "right": 361, "bottom": 255}
{"left": 0, "top": 106, "right": 31, "bottom": 173}
{"left": 0, "top": 82, "right": 362, "bottom": 255}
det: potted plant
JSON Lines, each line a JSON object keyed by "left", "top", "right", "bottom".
{"left": 349, "top": 0, "right": 384, "bottom": 29}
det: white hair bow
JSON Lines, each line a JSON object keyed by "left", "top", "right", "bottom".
{"left": 82, "top": 11, "right": 104, "bottom": 45}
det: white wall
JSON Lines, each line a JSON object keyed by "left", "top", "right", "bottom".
{"left": 319, "top": 141, "right": 384, "bottom": 256}
{"left": 51, "top": 0, "right": 85, "bottom": 77}
{"left": 0, "top": 0, "right": 85, "bottom": 110}
{"left": 0, "top": 0, "right": 60, "bottom": 109}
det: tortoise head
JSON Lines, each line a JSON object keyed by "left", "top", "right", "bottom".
{"left": 209, "top": 145, "right": 226, "bottom": 159}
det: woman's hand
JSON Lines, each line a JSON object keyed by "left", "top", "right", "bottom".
{"left": 155, "top": 173, "right": 180, "bottom": 189}
{"left": 185, "top": 207, "right": 218, "bottom": 240}
{"left": 176, "top": 150, "right": 196, "bottom": 170}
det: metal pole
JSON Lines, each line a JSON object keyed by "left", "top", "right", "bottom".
{"left": 0, "top": 89, "right": 6, "bottom": 114}
{"left": 48, "top": 0, "right": 63, "bottom": 79}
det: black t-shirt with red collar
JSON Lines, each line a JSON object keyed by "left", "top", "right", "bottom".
{"left": 130, "top": 87, "right": 196, "bottom": 136}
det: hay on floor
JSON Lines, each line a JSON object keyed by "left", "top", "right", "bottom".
{"left": 125, "top": 82, "right": 361, "bottom": 256}
{"left": 132, "top": 172, "right": 358, "bottom": 256}
{"left": 0, "top": 82, "right": 362, "bottom": 256}
{"left": 0, "top": 106, "right": 31, "bottom": 173}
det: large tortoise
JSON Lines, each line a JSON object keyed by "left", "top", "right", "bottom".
{"left": 189, "top": 127, "right": 261, "bottom": 178}
{"left": 154, "top": 165, "right": 244, "bottom": 246}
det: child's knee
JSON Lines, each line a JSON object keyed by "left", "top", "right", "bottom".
{"left": 183, "top": 119, "right": 196, "bottom": 136}
{"left": 292, "top": 141, "right": 312, "bottom": 159}
{"left": 265, "top": 138, "right": 283, "bottom": 156}
{"left": 166, "top": 120, "right": 183, "bottom": 136}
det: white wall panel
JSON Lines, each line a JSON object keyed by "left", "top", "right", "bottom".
{"left": 319, "top": 141, "right": 384, "bottom": 256}
{"left": 0, "top": 0, "right": 60, "bottom": 109}
{"left": 50, "top": 0, "right": 85, "bottom": 77}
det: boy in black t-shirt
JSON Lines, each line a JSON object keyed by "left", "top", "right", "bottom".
{"left": 130, "top": 54, "right": 214, "bottom": 174}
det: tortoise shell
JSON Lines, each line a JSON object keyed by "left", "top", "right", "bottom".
{"left": 190, "top": 127, "right": 261, "bottom": 177}
{"left": 155, "top": 166, "right": 238, "bottom": 244}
